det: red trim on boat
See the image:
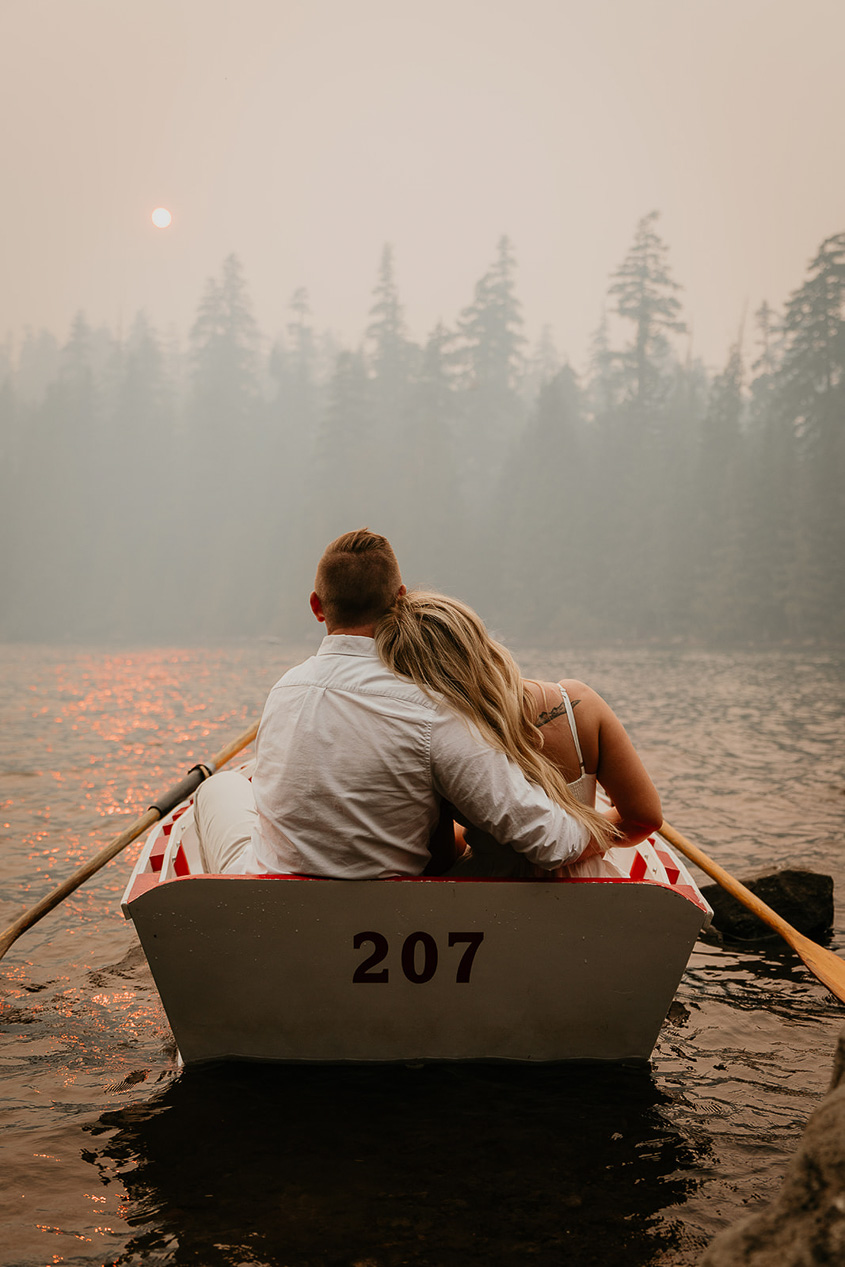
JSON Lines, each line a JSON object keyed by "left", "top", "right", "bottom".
{"left": 656, "top": 849, "right": 681, "bottom": 884}
{"left": 125, "top": 873, "right": 161, "bottom": 903}
{"left": 156, "top": 871, "right": 669, "bottom": 887}
{"left": 672, "top": 882, "right": 711, "bottom": 913}
{"left": 628, "top": 850, "right": 648, "bottom": 881}
{"left": 149, "top": 836, "right": 169, "bottom": 872}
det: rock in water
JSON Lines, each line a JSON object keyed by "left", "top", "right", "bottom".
{"left": 701, "top": 869, "right": 833, "bottom": 942}
{"left": 700, "top": 1027, "right": 845, "bottom": 1266}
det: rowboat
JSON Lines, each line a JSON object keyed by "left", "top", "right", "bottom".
{"left": 121, "top": 764, "right": 712, "bottom": 1066}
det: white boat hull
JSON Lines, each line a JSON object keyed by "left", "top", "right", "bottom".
{"left": 122, "top": 772, "right": 711, "bottom": 1065}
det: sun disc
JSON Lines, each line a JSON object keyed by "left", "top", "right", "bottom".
{"left": 151, "top": 207, "right": 172, "bottom": 229}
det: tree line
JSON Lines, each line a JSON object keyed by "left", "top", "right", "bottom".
{"left": 0, "top": 214, "right": 843, "bottom": 647}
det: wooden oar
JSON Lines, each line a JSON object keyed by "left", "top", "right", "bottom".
{"left": 661, "top": 820, "right": 845, "bottom": 1006}
{"left": 0, "top": 721, "right": 259, "bottom": 964}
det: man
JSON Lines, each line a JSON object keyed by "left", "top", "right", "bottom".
{"left": 195, "top": 528, "right": 591, "bottom": 877}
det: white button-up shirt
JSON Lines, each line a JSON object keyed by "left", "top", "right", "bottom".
{"left": 240, "top": 634, "right": 588, "bottom": 878}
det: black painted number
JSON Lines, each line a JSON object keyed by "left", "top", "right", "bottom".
{"left": 352, "top": 930, "right": 484, "bottom": 984}
{"left": 448, "top": 932, "right": 485, "bottom": 983}
{"left": 352, "top": 931, "right": 389, "bottom": 983}
{"left": 401, "top": 931, "right": 438, "bottom": 983}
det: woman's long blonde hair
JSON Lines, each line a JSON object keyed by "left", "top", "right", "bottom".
{"left": 375, "top": 590, "right": 618, "bottom": 851}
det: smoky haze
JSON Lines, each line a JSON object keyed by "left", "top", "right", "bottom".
{"left": 0, "top": 0, "right": 843, "bottom": 646}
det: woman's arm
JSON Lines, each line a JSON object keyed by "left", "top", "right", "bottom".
{"left": 591, "top": 687, "right": 662, "bottom": 847}
{"left": 558, "top": 679, "right": 663, "bottom": 850}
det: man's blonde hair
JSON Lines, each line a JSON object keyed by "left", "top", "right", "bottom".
{"left": 375, "top": 590, "right": 618, "bottom": 852}
{"left": 315, "top": 529, "right": 402, "bottom": 628}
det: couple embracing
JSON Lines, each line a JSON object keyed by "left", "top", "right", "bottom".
{"left": 195, "top": 529, "right": 662, "bottom": 881}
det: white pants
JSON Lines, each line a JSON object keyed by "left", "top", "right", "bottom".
{"left": 194, "top": 771, "right": 258, "bottom": 873}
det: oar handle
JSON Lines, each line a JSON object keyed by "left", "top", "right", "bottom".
{"left": 0, "top": 720, "right": 260, "bottom": 963}
{"left": 660, "top": 821, "right": 795, "bottom": 940}
{"left": 661, "top": 819, "right": 845, "bottom": 1006}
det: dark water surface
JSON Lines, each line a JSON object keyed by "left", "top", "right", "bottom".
{"left": 1, "top": 642, "right": 843, "bottom": 1267}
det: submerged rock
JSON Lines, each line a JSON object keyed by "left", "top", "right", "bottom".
{"left": 701, "top": 869, "right": 834, "bottom": 943}
{"left": 700, "top": 1026, "right": 845, "bottom": 1266}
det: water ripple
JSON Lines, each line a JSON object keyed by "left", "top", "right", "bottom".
{"left": 0, "top": 642, "right": 843, "bottom": 1267}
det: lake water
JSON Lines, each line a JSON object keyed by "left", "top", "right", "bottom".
{"left": 1, "top": 642, "right": 844, "bottom": 1266}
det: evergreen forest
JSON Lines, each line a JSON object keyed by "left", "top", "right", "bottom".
{"left": 1, "top": 214, "right": 843, "bottom": 648}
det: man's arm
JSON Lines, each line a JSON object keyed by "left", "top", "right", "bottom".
{"left": 429, "top": 709, "right": 590, "bottom": 869}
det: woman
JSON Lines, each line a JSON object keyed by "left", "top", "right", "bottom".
{"left": 375, "top": 590, "right": 663, "bottom": 878}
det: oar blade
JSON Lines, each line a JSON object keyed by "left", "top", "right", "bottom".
{"left": 662, "top": 820, "right": 844, "bottom": 1008}
{"left": 794, "top": 937, "right": 845, "bottom": 1007}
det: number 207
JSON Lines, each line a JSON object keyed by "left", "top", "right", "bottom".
{"left": 352, "top": 931, "right": 484, "bottom": 984}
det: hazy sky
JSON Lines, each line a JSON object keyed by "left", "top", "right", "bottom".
{"left": 2, "top": 0, "right": 843, "bottom": 372}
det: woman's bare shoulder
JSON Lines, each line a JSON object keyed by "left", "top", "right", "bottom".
{"left": 522, "top": 678, "right": 602, "bottom": 734}
{"left": 558, "top": 679, "right": 605, "bottom": 712}
{"left": 559, "top": 680, "right": 628, "bottom": 737}
{"left": 524, "top": 677, "right": 600, "bottom": 709}
{"left": 558, "top": 677, "right": 593, "bottom": 698}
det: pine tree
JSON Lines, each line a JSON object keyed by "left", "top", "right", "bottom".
{"left": 779, "top": 233, "right": 845, "bottom": 447}
{"left": 91, "top": 313, "right": 186, "bottom": 638}
{"left": 0, "top": 340, "right": 14, "bottom": 463}
{"left": 317, "top": 348, "right": 381, "bottom": 535}
{"left": 260, "top": 289, "right": 324, "bottom": 636}
{"left": 585, "top": 309, "right": 619, "bottom": 419}
{"left": 494, "top": 366, "right": 594, "bottom": 638}
{"left": 608, "top": 211, "right": 686, "bottom": 408}
{"left": 455, "top": 235, "right": 526, "bottom": 393}
{"left": 521, "top": 325, "right": 561, "bottom": 408}
{"left": 190, "top": 253, "right": 260, "bottom": 435}
{"left": 15, "top": 328, "right": 60, "bottom": 406}
{"left": 363, "top": 246, "right": 416, "bottom": 526}
{"left": 743, "top": 303, "right": 799, "bottom": 642}
{"left": 185, "top": 256, "right": 263, "bottom": 633}
{"left": 22, "top": 313, "right": 104, "bottom": 635}
{"left": 690, "top": 341, "right": 751, "bottom": 639}
{"left": 452, "top": 236, "right": 528, "bottom": 502}
{"left": 268, "top": 287, "right": 320, "bottom": 465}
{"left": 751, "top": 300, "right": 782, "bottom": 382}
{"left": 366, "top": 245, "right": 415, "bottom": 395}
{"left": 777, "top": 233, "right": 845, "bottom": 638}
{"left": 583, "top": 215, "right": 689, "bottom": 636}
{"left": 0, "top": 347, "right": 18, "bottom": 633}
{"left": 394, "top": 322, "right": 462, "bottom": 590}
{"left": 287, "top": 287, "right": 318, "bottom": 407}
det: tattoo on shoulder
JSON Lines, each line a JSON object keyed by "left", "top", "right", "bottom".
{"left": 536, "top": 701, "right": 566, "bottom": 728}
{"left": 536, "top": 697, "right": 581, "bottom": 728}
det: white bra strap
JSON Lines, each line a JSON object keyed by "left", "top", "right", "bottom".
{"left": 559, "top": 685, "right": 586, "bottom": 777}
